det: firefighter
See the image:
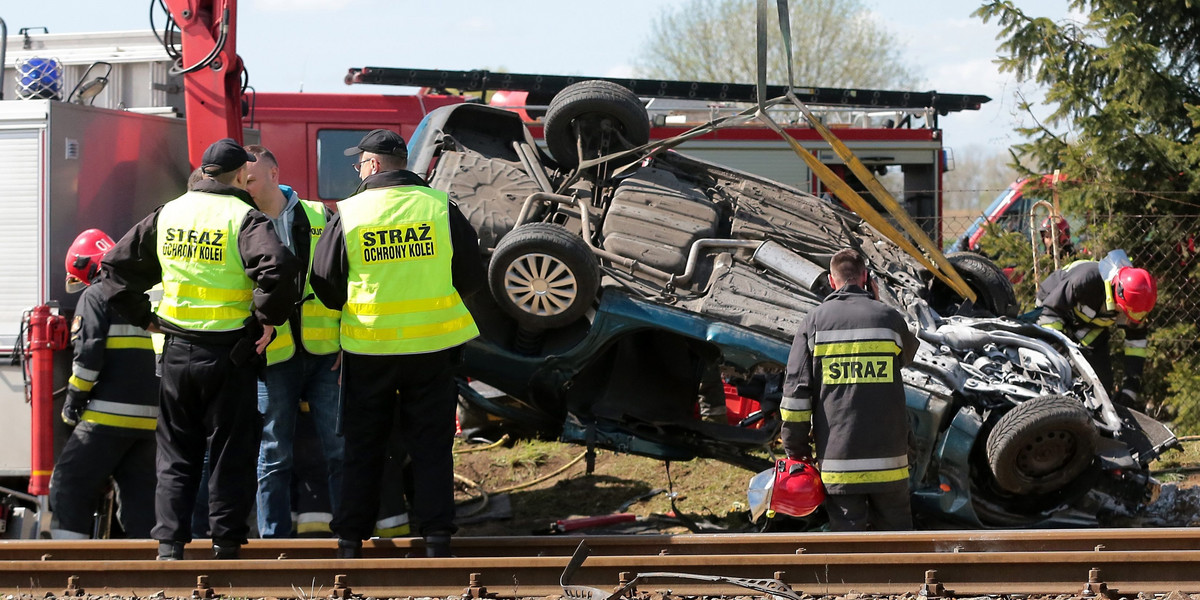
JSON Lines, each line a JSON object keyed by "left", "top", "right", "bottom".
{"left": 101, "top": 138, "right": 300, "bottom": 560}
{"left": 780, "top": 248, "right": 919, "bottom": 531}
{"left": 49, "top": 230, "right": 158, "bottom": 539}
{"left": 1039, "top": 216, "right": 1076, "bottom": 259}
{"left": 310, "top": 129, "right": 484, "bottom": 559}
{"left": 1036, "top": 250, "right": 1157, "bottom": 410}
{"left": 242, "top": 145, "right": 344, "bottom": 538}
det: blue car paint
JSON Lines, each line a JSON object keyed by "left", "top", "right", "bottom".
{"left": 463, "top": 290, "right": 791, "bottom": 407}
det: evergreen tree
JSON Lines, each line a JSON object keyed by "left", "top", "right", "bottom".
{"left": 976, "top": 0, "right": 1200, "bottom": 427}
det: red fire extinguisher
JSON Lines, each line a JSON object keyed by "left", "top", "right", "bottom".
{"left": 24, "top": 304, "right": 68, "bottom": 496}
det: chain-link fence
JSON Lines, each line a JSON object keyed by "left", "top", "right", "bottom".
{"left": 912, "top": 214, "right": 1200, "bottom": 434}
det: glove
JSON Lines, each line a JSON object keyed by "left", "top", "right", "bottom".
{"left": 61, "top": 394, "right": 88, "bottom": 427}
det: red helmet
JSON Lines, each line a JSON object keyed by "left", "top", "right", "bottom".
{"left": 65, "top": 229, "right": 114, "bottom": 293}
{"left": 770, "top": 458, "right": 826, "bottom": 517}
{"left": 1113, "top": 266, "right": 1157, "bottom": 323}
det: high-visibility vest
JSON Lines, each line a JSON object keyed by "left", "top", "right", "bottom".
{"left": 266, "top": 200, "right": 341, "bottom": 365}
{"left": 155, "top": 192, "right": 255, "bottom": 332}
{"left": 338, "top": 186, "right": 478, "bottom": 355}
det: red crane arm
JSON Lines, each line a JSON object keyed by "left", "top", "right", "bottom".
{"left": 164, "top": 0, "right": 243, "bottom": 168}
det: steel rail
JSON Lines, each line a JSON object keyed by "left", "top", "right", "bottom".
{"left": 3, "top": 550, "right": 1200, "bottom": 597}
{"left": 3, "top": 528, "right": 1200, "bottom": 562}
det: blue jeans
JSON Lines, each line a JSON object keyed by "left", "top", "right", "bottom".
{"left": 256, "top": 350, "right": 343, "bottom": 538}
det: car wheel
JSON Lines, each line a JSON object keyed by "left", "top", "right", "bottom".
{"left": 543, "top": 80, "right": 650, "bottom": 169}
{"left": 936, "top": 252, "right": 1019, "bottom": 317}
{"left": 488, "top": 223, "right": 600, "bottom": 329}
{"left": 986, "top": 395, "right": 1097, "bottom": 495}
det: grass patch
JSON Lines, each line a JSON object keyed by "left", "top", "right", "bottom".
{"left": 1151, "top": 437, "right": 1200, "bottom": 485}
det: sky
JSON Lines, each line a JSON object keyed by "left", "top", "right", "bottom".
{"left": 3, "top": 0, "right": 1074, "bottom": 153}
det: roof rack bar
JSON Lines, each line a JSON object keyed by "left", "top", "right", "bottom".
{"left": 345, "top": 67, "right": 990, "bottom": 114}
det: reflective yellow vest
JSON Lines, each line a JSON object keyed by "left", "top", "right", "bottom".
{"left": 338, "top": 186, "right": 478, "bottom": 355}
{"left": 155, "top": 192, "right": 254, "bottom": 332}
{"left": 266, "top": 200, "right": 341, "bottom": 365}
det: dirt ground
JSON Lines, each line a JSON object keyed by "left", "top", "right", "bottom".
{"left": 450, "top": 436, "right": 1200, "bottom": 536}
{"left": 452, "top": 436, "right": 755, "bottom": 536}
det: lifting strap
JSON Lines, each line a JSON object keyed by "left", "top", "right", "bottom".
{"left": 753, "top": 0, "right": 976, "bottom": 302}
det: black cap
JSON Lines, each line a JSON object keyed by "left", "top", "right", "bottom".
{"left": 200, "top": 138, "right": 256, "bottom": 175}
{"left": 344, "top": 128, "right": 408, "bottom": 158}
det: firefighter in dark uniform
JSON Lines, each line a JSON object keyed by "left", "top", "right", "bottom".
{"left": 310, "top": 129, "right": 484, "bottom": 559}
{"left": 49, "top": 229, "right": 158, "bottom": 539}
{"left": 1036, "top": 251, "right": 1157, "bottom": 410}
{"left": 781, "top": 248, "right": 919, "bottom": 531}
{"left": 102, "top": 138, "right": 300, "bottom": 560}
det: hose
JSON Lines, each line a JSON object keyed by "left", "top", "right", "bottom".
{"left": 453, "top": 449, "right": 588, "bottom": 517}
{"left": 491, "top": 451, "right": 587, "bottom": 494}
{"left": 453, "top": 434, "right": 510, "bottom": 454}
{"left": 454, "top": 472, "right": 490, "bottom": 517}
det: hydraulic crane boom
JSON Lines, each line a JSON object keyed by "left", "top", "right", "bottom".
{"left": 163, "top": 0, "right": 245, "bottom": 167}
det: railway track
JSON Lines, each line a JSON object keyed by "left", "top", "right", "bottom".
{"left": 2, "top": 529, "right": 1198, "bottom": 597}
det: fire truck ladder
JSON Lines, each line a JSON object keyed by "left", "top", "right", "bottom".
{"left": 344, "top": 67, "right": 991, "bottom": 125}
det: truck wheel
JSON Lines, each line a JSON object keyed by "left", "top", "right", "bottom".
{"left": 488, "top": 223, "right": 600, "bottom": 329}
{"left": 544, "top": 80, "right": 650, "bottom": 169}
{"left": 986, "top": 395, "right": 1097, "bottom": 495}
{"left": 934, "top": 252, "right": 1019, "bottom": 317}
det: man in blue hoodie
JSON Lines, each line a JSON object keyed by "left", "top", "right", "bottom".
{"left": 243, "top": 145, "right": 344, "bottom": 538}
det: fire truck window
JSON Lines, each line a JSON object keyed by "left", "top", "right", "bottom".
{"left": 996, "top": 192, "right": 1049, "bottom": 236}
{"left": 317, "top": 129, "right": 374, "bottom": 201}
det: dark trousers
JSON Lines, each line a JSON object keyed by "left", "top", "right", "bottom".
{"left": 331, "top": 349, "right": 458, "bottom": 540}
{"left": 825, "top": 489, "right": 913, "bottom": 531}
{"left": 49, "top": 427, "right": 156, "bottom": 537}
{"left": 1083, "top": 329, "right": 1115, "bottom": 391}
{"left": 152, "top": 337, "right": 261, "bottom": 545}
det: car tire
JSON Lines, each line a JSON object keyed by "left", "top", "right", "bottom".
{"left": 488, "top": 223, "right": 600, "bottom": 329}
{"left": 986, "top": 394, "right": 1097, "bottom": 495}
{"left": 945, "top": 251, "right": 1018, "bottom": 317}
{"left": 543, "top": 80, "right": 650, "bottom": 169}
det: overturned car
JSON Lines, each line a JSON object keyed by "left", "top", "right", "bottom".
{"left": 409, "top": 81, "right": 1177, "bottom": 528}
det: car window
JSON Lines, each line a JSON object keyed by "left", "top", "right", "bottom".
{"left": 317, "top": 129, "right": 373, "bottom": 201}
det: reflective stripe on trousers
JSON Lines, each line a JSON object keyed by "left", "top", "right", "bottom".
{"left": 819, "top": 454, "right": 910, "bottom": 485}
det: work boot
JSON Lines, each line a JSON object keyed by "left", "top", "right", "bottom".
{"left": 336, "top": 538, "right": 362, "bottom": 559}
{"left": 157, "top": 541, "right": 185, "bottom": 561}
{"left": 212, "top": 539, "right": 240, "bottom": 560}
{"left": 424, "top": 533, "right": 452, "bottom": 558}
